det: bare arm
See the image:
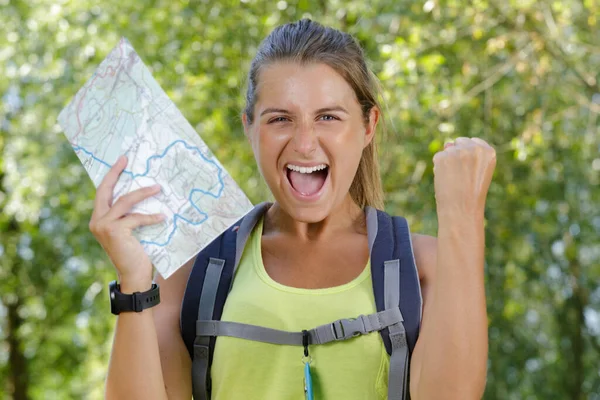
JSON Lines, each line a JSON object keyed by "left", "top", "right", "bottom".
{"left": 90, "top": 156, "right": 194, "bottom": 399}
{"left": 409, "top": 219, "right": 488, "bottom": 399}
{"left": 154, "top": 259, "right": 194, "bottom": 399}
{"left": 409, "top": 137, "right": 494, "bottom": 399}
{"left": 105, "top": 258, "right": 194, "bottom": 400}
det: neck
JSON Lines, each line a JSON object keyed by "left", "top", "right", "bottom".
{"left": 263, "top": 195, "right": 366, "bottom": 242}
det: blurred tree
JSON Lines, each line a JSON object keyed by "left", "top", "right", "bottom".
{"left": 0, "top": 0, "right": 598, "bottom": 398}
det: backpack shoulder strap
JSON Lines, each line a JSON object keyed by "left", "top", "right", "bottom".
{"left": 367, "top": 207, "right": 423, "bottom": 400}
{"left": 390, "top": 215, "right": 423, "bottom": 351}
{"left": 181, "top": 202, "right": 272, "bottom": 355}
{"left": 180, "top": 224, "right": 235, "bottom": 358}
{"left": 181, "top": 202, "right": 271, "bottom": 400}
{"left": 367, "top": 208, "right": 422, "bottom": 352}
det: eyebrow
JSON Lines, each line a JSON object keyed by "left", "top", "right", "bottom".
{"left": 259, "top": 106, "right": 350, "bottom": 117}
{"left": 315, "top": 106, "right": 349, "bottom": 115}
{"left": 260, "top": 108, "right": 290, "bottom": 117}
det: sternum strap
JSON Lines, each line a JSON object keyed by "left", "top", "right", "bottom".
{"left": 196, "top": 307, "right": 404, "bottom": 346}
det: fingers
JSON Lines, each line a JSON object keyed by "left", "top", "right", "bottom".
{"left": 89, "top": 184, "right": 164, "bottom": 238}
{"left": 105, "top": 183, "right": 162, "bottom": 221}
{"left": 436, "top": 137, "right": 493, "bottom": 165}
{"left": 470, "top": 137, "right": 497, "bottom": 160}
{"left": 118, "top": 212, "right": 167, "bottom": 231}
{"left": 453, "top": 137, "right": 472, "bottom": 146}
{"left": 88, "top": 211, "right": 166, "bottom": 257}
{"left": 443, "top": 137, "right": 494, "bottom": 151}
{"left": 470, "top": 137, "right": 493, "bottom": 148}
{"left": 443, "top": 137, "right": 471, "bottom": 150}
{"left": 94, "top": 155, "right": 128, "bottom": 216}
{"left": 450, "top": 137, "right": 493, "bottom": 148}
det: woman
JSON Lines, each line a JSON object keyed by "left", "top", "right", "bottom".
{"left": 92, "top": 19, "right": 494, "bottom": 399}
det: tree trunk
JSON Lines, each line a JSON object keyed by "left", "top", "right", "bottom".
{"left": 557, "top": 256, "right": 586, "bottom": 400}
{"left": 567, "top": 259, "right": 585, "bottom": 400}
{"left": 7, "top": 297, "right": 29, "bottom": 400}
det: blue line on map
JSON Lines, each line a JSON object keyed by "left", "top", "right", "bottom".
{"left": 72, "top": 140, "right": 225, "bottom": 247}
{"left": 72, "top": 145, "right": 134, "bottom": 178}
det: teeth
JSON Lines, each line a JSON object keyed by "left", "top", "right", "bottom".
{"left": 286, "top": 163, "right": 328, "bottom": 174}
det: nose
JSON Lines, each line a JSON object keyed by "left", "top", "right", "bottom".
{"left": 292, "top": 123, "right": 317, "bottom": 156}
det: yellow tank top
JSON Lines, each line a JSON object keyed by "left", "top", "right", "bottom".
{"left": 211, "top": 216, "right": 389, "bottom": 399}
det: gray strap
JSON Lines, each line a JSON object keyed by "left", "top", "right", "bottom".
{"left": 192, "top": 257, "right": 226, "bottom": 400}
{"left": 365, "top": 206, "right": 378, "bottom": 255}
{"left": 198, "top": 258, "right": 225, "bottom": 321}
{"left": 197, "top": 320, "right": 301, "bottom": 345}
{"left": 232, "top": 202, "right": 272, "bottom": 283}
{"left": 385, "top": 258, "right": 408, "bottom": 400}
{"left": 192, "top": 344, "right": 210, "bottom": 400}
{"left": 388, "top": 322, "right": 409, "bottom": 399}
{"left": 196, "top": 307, "right": 403, "bottom": 346}
{"left": 384, "top": 260, "right": 400, "bottom": 308}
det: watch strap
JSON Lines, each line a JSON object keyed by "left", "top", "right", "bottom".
{"left": 109, "top": 280, "right": 160, "bottom": 315}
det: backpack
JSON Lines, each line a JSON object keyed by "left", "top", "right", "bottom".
{"left": 180, "top": 202, "right": 422, "bottom": 400}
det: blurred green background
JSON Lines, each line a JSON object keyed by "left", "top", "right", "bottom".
{"left": 1, "top": 0, "right": 599, "bottom": 398}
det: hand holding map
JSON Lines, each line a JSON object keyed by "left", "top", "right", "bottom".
{"left": 58, "top": 38, "right": 253, "bottom": 279}
{"left": 86, "top": 154, "right": 166, "bottom": 284}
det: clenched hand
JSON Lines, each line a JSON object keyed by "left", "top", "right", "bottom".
{"left": 433, "top": 137, "right": 496, "bottom": 218}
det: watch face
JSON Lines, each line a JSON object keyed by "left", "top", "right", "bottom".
{"left": 109, "top": 280, "right": 120, "bottom": 315}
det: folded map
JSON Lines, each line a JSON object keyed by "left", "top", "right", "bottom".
{"left": 58, "top": 37, "right": 253, "bottom": 279}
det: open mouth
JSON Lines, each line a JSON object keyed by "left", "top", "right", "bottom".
{"left": 285, "top": 163, "right": 329, "bottom": 197}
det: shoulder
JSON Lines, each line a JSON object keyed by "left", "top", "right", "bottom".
{"left": 410, "top": 233, "right": 437, "bottom": 284}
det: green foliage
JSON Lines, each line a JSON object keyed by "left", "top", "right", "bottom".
{"left": 1, "top": 0, "right": 598, "bottom": 398}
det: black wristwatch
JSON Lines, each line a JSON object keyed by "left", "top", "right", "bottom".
{"left": 109, "top": 280, "right": 160, "bottom": 315}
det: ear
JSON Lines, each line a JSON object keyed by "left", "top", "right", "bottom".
{"left": 242, "top": 113, "right": 251, "bottom": 140}
{"left": 363, "top": 106, "right": 380, "bottom": 148}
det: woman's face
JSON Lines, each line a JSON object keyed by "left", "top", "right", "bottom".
{"left": 244, "top": 62, "right": 378, "bottom": 223}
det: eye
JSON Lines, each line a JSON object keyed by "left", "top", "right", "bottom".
{"left": 319, "top": 114, "right": 339, "bottom": 122}
{"left": 268, "top": 116, "right": 290, "bottom": 124}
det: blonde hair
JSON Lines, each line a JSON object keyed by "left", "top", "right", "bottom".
{"left": 245, "top": 19, "right": 385, "bottom": 209}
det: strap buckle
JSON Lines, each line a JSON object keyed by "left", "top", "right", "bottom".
{"left": 331, "top": 315, "right": 368, "bottom": 340}
{"left": 193, "top": 343, "right": 210, "bottom": 359}
{"left": 131, "top": 292, "right": 143, "bottom": 312}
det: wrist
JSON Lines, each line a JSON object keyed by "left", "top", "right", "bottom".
{"left": 437, "top": 209, "right": 485, "bottom": 239}
{"left": 109, "top": 279, "right": 160, "bottom": 315}
{"left": 436, "top": 205, "right": 485, "bottom": 224}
